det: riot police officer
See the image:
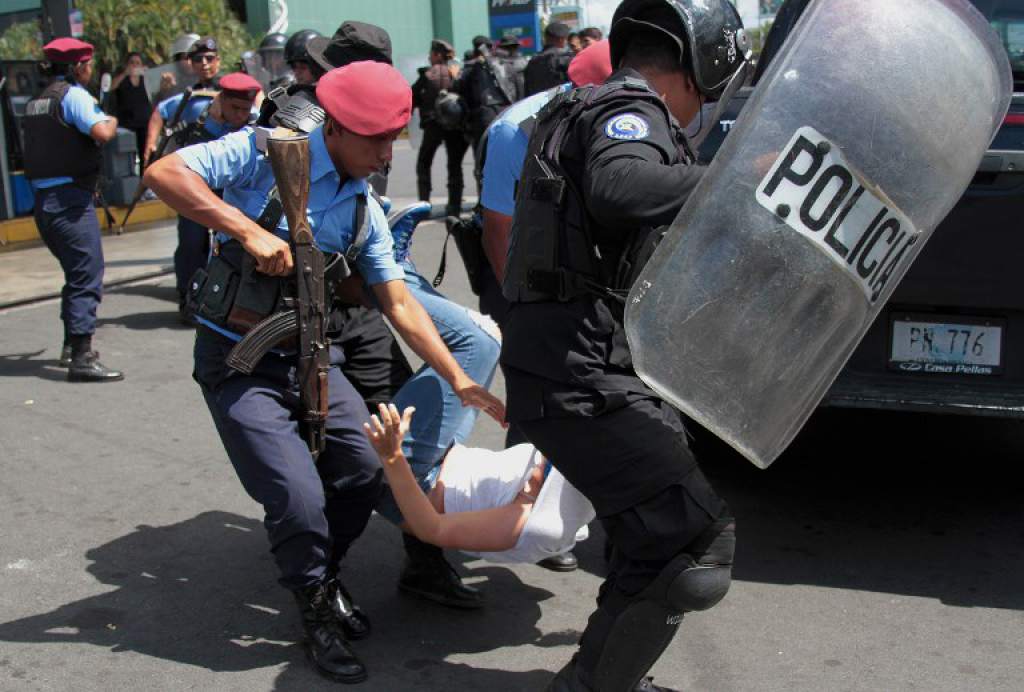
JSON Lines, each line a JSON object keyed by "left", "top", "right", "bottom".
{"left": 144, "top": 61, "right": 504, "bottom": 684}
{"left": 500, "top": 1, "right": 749, "bottom": 689}
{"left": 523, "top": 21, "right": 573, "bottom": 96}
{"left": 412, "top": 39, "right": 467, "bottom": 216}
{"left": 453, "top": 35, "right": 520, "bottom": 160}
{"left": 285, "top": 29, "right": 322, "bottom": 85}
{"left": 258, "top": 31, "right": 290, "bottom": 88}
{"left": 23, "top": 38, "right": 123, "bottom": 382}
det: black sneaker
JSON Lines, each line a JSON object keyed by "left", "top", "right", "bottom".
{"left": 538, "top": 551, "right": 578, "bottom": 572}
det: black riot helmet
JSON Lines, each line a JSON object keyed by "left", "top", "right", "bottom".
{"left": 259, "top": 32, "right": 288, "bottom": 52}
{"left": 285, "top": 29, "right": 321, "bottom": 64}
{"left": 609, "top": 0, "right": 750, "bottom": 100}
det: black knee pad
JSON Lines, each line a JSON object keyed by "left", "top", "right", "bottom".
{"left": 647, "top": 517, "right": 735, "bottom": 613}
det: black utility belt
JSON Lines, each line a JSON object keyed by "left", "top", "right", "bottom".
{"left": 186, "top": 248, "right": 289, "bottom": 337}
{"left": 186, "top": 241, "right": 355, "bottom": 340}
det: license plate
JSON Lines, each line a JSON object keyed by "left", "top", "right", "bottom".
{"left": 755, "top": 126, "right": 920, "bottom": 304}
{"left": 889, "top": 314, "right": 1004, "bottom": 375}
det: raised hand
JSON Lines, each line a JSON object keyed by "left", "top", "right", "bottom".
{"left": 363, "top": 403, "right": 415, "bottom": 464}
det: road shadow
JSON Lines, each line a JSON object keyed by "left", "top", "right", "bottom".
{"left": 694, "top": 409, "right": 1024, "bottom": 610}
{"left": 0, "top": 511, "right": 563, "bottom": 689}
{"left": 107, "top": 281, "right": 178, "bottom": 303}
{"left": 0, "top": 349, "right": 66, "bottom": 381}
{"left": 96, "top": 311, "right": 190, "bottom": 331}
{"left": 563, "top": 409, "right": 1024, "bottom": 612}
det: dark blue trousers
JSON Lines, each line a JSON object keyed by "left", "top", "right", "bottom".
{"left": 33, "top": 185, "right": 104, "bottom": 337}
{"left": 175, "top": 215, "right": 210, "bottom": 302}
{"left": 194, "top": 328, "right": 384, "bottom": 590}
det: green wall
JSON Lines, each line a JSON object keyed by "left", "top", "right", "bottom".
{"left": 0, "top": 0, "right": 41, "bottom": 13}
{"left": 245, "top": 0, "right": 488, "bottom": 81}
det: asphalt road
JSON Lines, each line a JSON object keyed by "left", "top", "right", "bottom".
{"left": 1, "top": 143, "right": 1023, "bottom": 691}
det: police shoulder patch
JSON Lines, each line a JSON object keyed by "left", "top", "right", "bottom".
{"left": 604, "top": 113, "right": 650, "bottom": 141}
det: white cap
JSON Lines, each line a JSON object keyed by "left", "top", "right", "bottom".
{"left": 171, "top": 33, "right": 201, "bottom": 58}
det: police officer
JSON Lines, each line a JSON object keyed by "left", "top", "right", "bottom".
{"left": 412, "top": 39, "right": 467, "bottom": 217}
{"left": 144, "top": 61, "right": 504, "bottom": 683}
{"left": 144, "top": 37, "right": 221, "bottom": 166}
{"left": 285, "top": 29, "right": 322, "bottom": 85}
{"left": 500, "top": 1, "right": 748, "bottom": 689}
{"left": 299, "top": 20, "right": 489, "bottom": 610}
{"left": 496, "top": 34, "right": 528, "bottom": 98}
{"left": 23, "top": 38, "right": 123, "bottom": 382}
{"left": 145, "top": 38, "right": 225, "bottom": 321}
{"left": 523, "top": 21, "right": 573, "bottom": 96}
{"left": 163, "top": 71, "right": 261, "bottom": 322}
{"left": 453, "top": 35, "right": 520, "bottom": 160}
{"left": 479, "top": 39, "right": 612, "bottom": 327}
{"left": 476, "top": 41, "right": 613, "bottom": 571}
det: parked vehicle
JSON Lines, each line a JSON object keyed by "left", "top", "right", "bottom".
{"left": 699, "top": 0, "right": 1024, "bottom": 418}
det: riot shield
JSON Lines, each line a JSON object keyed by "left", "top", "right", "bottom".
{"left": 624, "top": 0, "right": 1012, "bottom": 468}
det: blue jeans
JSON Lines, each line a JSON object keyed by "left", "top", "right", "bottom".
{"left": 375, "top": 261, "right": 501, "bottom": 523}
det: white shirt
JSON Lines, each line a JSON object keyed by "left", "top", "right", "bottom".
{"left": 441, "top": 444, "right": 595, "bottom": 564}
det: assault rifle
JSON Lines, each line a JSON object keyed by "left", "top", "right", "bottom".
{"left": 118, "top": 87, "right": 196, "bottom": 232}
{"left": 226, "top": 134, "right": 330, "bottom": 457}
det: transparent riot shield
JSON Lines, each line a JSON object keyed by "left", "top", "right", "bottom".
{"left": 625, "top": 0, "right": 1012, "bottom": 468}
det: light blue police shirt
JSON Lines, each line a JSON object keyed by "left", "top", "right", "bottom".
{"left": 480, "top": 83, "right": 571, "bottom": 216}
{"left": 157, "top": 91, "right": 215, "bottom": 125}
{"left": 30, "top": 82, "right": 111, "bottom": 190}
{"left": 175, "top": 125, "right": 404, "bottom": 288}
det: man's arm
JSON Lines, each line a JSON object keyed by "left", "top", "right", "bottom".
{"left": 143, "top": 106, "right": 165, "bottom": 166}
{"left": 481, "top": 208, "right": 512, "bottom": 283}
{"left": 582, "top": 101, "right": 706, "bottom": 228}
{"left": 143, "top": 150, "right": 293, "bottom": 275}
{"left": 89, "top": 116, "right": 119, "bottom": 144}
{"left": 372, "top": 279, "right": 505, "bottom": 424}
{"left": 365, "top": 404, "right": 525, "bottom": 551}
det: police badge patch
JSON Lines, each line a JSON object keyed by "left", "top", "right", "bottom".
{"left": 605, "top": 113, "right": 650, "bottom": 140}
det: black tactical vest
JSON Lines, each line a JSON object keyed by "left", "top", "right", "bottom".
{"left": 22, "top": 81, "right": 103, "bottom": 190}
{"left": 164, "top": 103, "right": 221, "bottom": 156}
{"left": 502, "top": 78, "right": 676, "bottom": 305}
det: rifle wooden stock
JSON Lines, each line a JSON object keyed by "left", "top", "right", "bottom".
{"left": 266, "top": 134, "right": 329, "bottom": 458}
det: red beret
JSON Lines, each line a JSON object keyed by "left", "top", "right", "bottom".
{"left": 568, "top": 39, "right": 612, "bottom": 87}
{"left": 316, "top": 61, "right": 411, "bottom": 137}
{"left": 219, "top": 72, "right": 262, "bottom": 100}
{"left": 43, "top": 38, "right": 94, "bottom": 64}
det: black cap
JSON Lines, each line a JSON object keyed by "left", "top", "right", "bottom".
{"left": 498, "top": 34, "right": 520, "bottom": 47}
{"left": 188, "top": 36, "right": 219, "bottom": 56}
{"left": 472, "top": 35, "right": 492, "bottom": 49}
{"left": 307, "top": 21, "right": 392, "bottom": 72}
{"left": 545, "top": 22, "right": 571, "bottom": 38}
{"left": 431, "top": 38, "right": 454, "bottom": 55}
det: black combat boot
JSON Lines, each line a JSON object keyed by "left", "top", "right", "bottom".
{"left": 66, "top": 335, "right": 123, "bottom": 383}
{"left": 547, "top": 655, "right": 680, "bottom": 692}
{"left": 325, "top": 575, "right": 371, "bottom": 641}
{"left": 293, "top": 581, "right": 367, "bottom": 684}
{"left": 58, "top": 341, "right": 73, "bottom": 368}
{"left": 397, "top": 532, "right": 483, "bottom": 609}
